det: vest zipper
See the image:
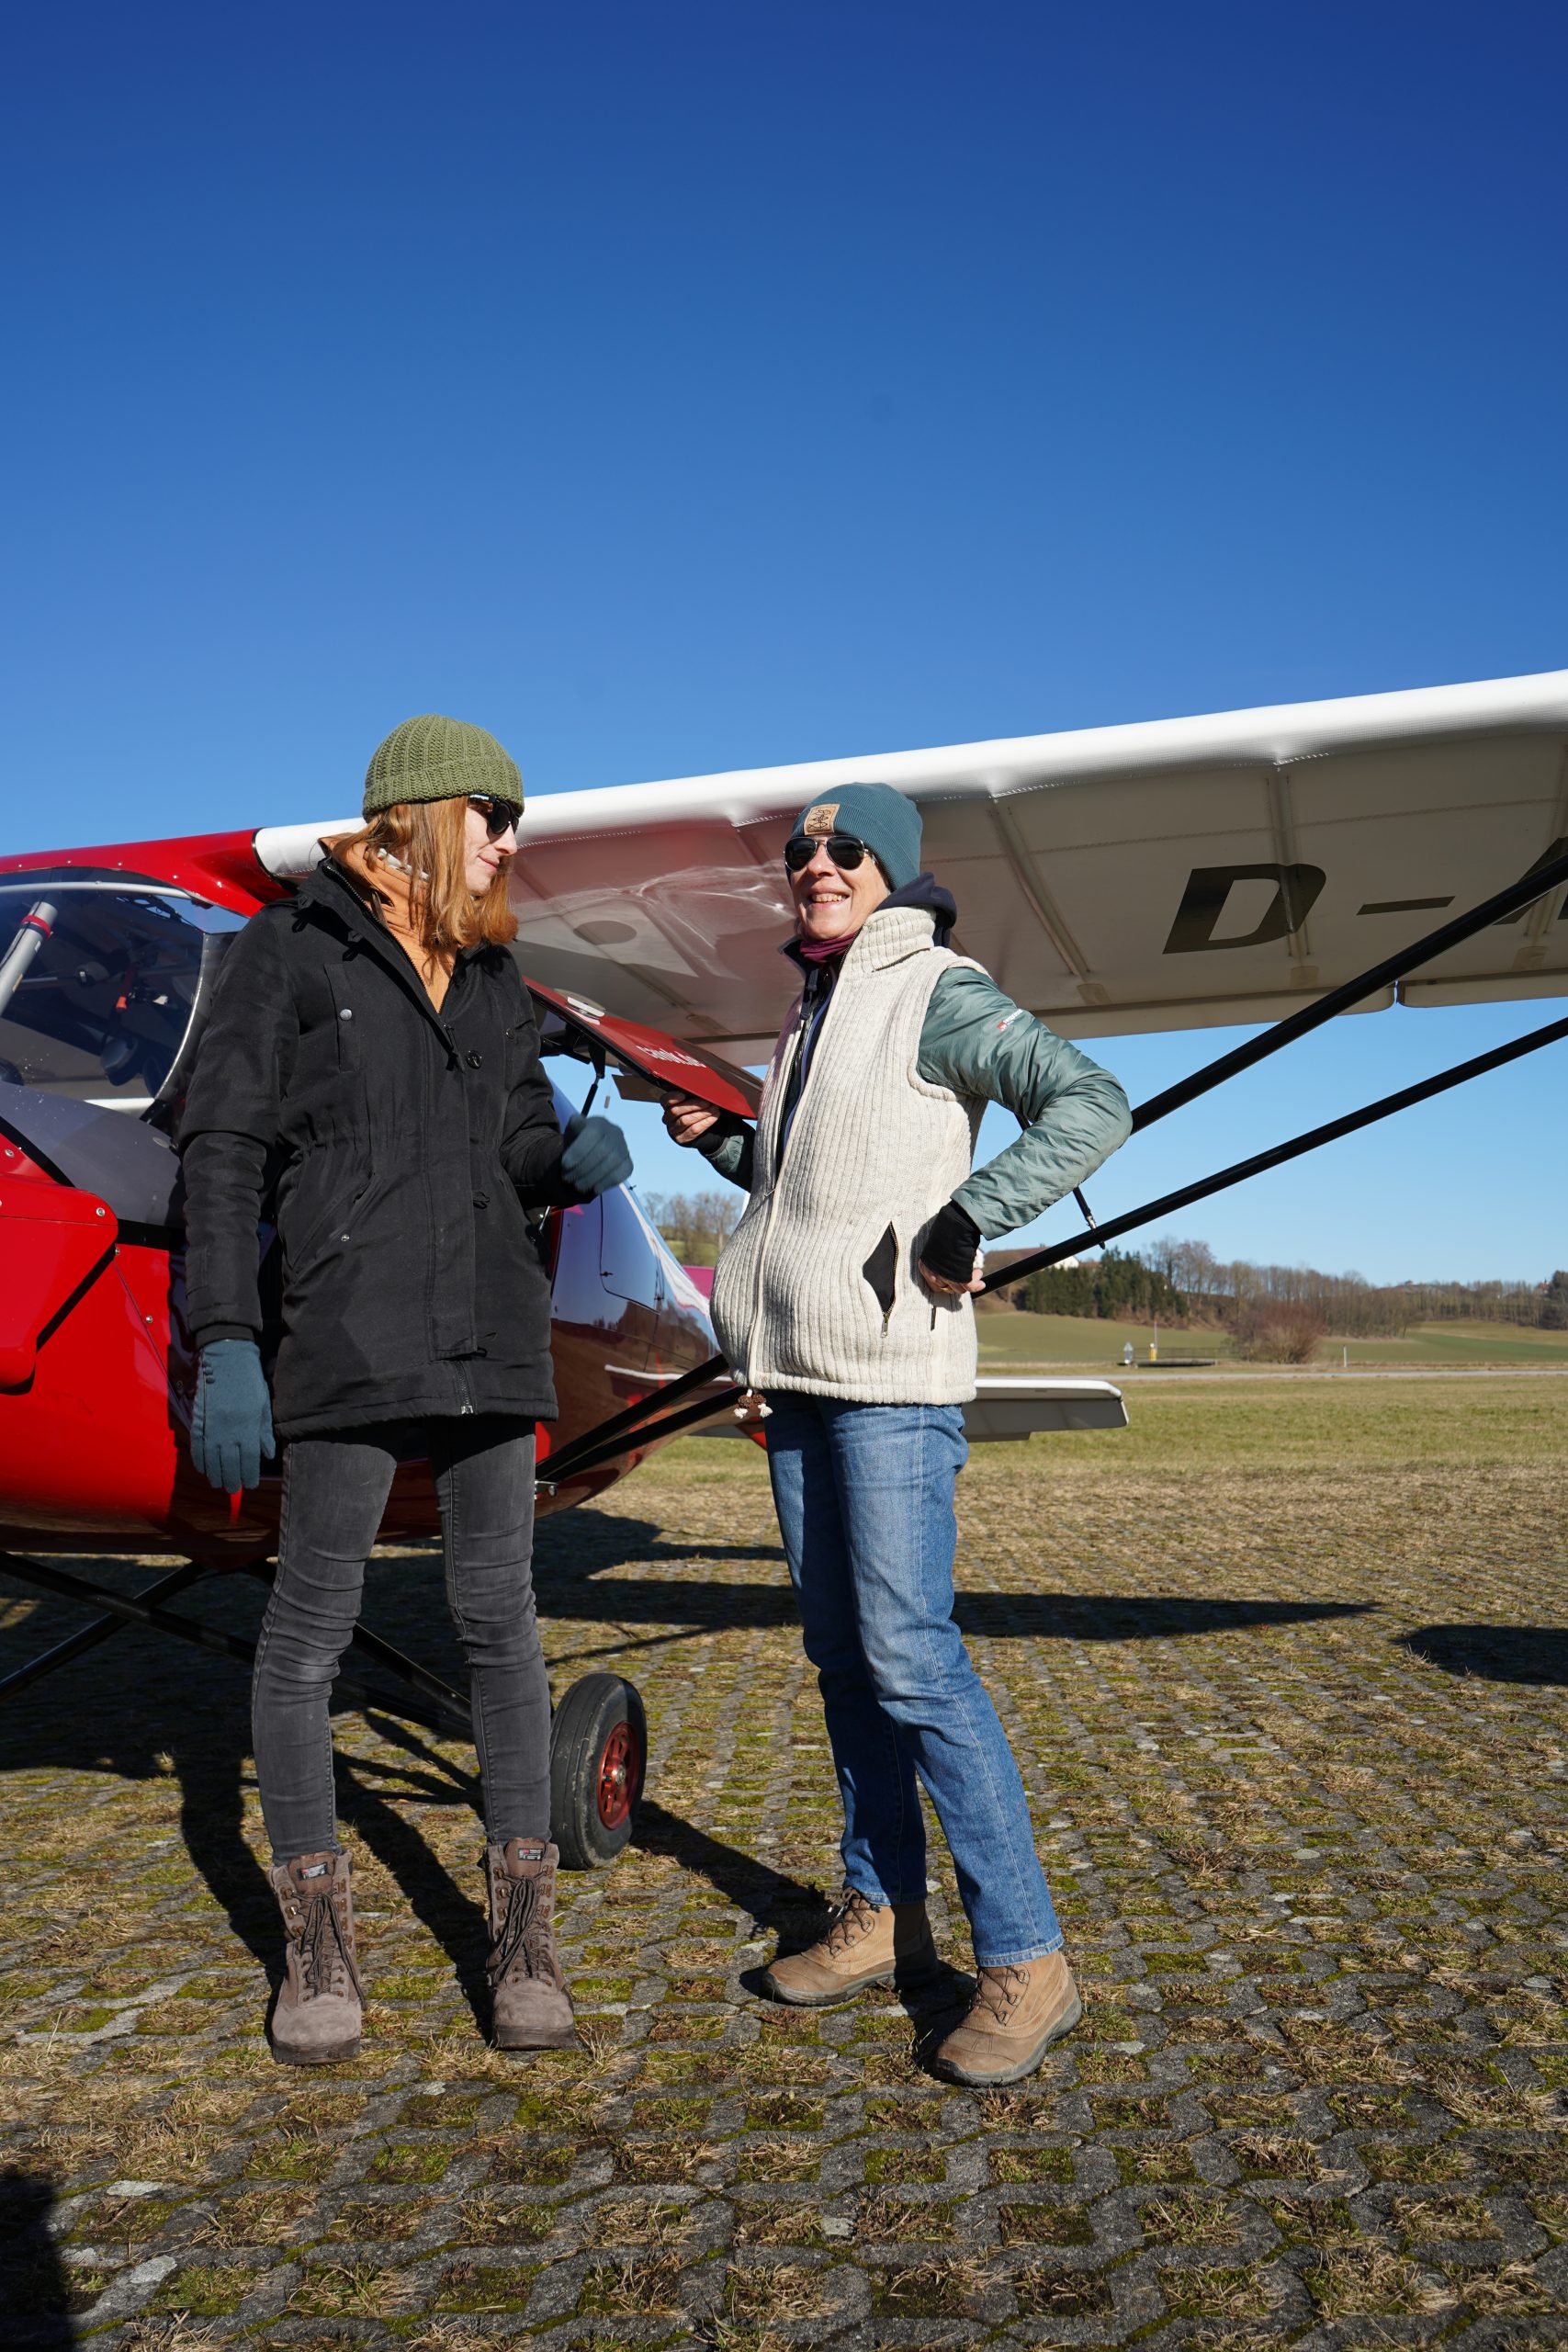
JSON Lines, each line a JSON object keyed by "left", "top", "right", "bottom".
{"left": 744, "top": 983, "right": 835, "bottom": 1383}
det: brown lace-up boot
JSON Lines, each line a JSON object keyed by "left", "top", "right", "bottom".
{"left": 931, "top": 1950, "right": 1082, "bottom": 2085}
{"left": 763, "top": 1887, "right": 941, "bottom": 2007}
{"left": 267, "top": 1849, "right": 363, "bottom": 2065}
{"left": 483, "top": 1838, "right": 578, "bottom": 2050}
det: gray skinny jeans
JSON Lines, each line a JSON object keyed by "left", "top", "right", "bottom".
{"left": 252, "top": 1417, "right": 550, "bottom": 1861}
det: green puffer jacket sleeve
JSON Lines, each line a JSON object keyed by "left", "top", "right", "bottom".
{"left": 919, "top": 968, "right": 1132, "bottom": 1238}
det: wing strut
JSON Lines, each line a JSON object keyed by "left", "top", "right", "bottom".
{"left": 978, "top": 1006, "right": 1568, "bottom": 1304}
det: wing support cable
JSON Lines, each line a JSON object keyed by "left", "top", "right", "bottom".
{"left": 975, "top": 1005, "right": 1568, "bottom": 1303}
{"left": 536, "top": 844, "right": 1568, "bottom": 1480}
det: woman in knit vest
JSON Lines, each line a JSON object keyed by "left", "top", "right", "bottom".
{"left": 179, "top": 716, "right": 631, "bottom": 2065}
{"left": 663, "top": 782, "right": 1132, "bottom": 2085}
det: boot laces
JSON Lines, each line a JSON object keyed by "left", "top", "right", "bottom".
{"left": 822, "top": 1889, "right": 879, "bottom": 1957}
{"left": 490, "top": 1870, "right": 556, "bottom": 1985}
{"left": 296, "top": 1888, "right": 355, "bottom": 2001}
{"left": 973, "top": 1963, "right": 1030, "bottom": 2025}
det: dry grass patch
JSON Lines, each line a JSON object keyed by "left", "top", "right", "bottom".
{"left": 1139, "top": 2192, "right": 1246, "bottom": 2249}
{"left": 1011, "top": 2262, "right": 1116, "bottom": 2319}
{"left": 1447, "top": 2258, "right": 1560, "bottom": 2315}
{"left": 480, "top": 2134, "right": 577, "bottom": 2187}
{"left": 1164, "top": 2264, "right": 1278, "bottom": 2323}
{"left": 724, "top": 2258, "right": 836, "bottom": 2320}
{"left": 577, "top": 2253, "right": 687, "bottom": 2314}
{"left": 289, "top": 2259, "right": 423, "bottom": 2319}
{"left": 188, "top": 2186, "right": 317, "bottom": 2248}
{"left": 1230, "top": 2131, "right": 1319, "bottom": 2177}
{"left": 734, "top": 2138, "right": 818, "bottom": 2183}
{"left": 452, "top": 2188, "right": 556, "bottom": 2245}
{"left": 856, "top": 2189, "right": 957, "bottom": 2242}
{"left": 871, "top": 2254, "right": 995, "bottom": 2317}
{"left": 610, "top": 2135, "right": 720, "bottom": 2183}
{"left": 1303, "top": 2244, "right": 1456, "bottom": 2319}
{"left": 595, "top": 2195, "right": 698, "bottom": 2245}
{"left": 120, "top": 2322, "right": 228, "bottom": 2350}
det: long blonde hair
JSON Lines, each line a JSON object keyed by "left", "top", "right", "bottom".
{"left": 331, "top": 797, "right": 518, "bottom": 956}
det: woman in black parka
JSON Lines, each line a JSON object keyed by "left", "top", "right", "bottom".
{"left": 179, "top": 715, "right": 630, "bottom": 2065}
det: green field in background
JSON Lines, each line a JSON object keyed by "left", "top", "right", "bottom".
{"left": 680, "top": 1371, "right": 1568, "bottom": 1476}
{"left": 974, "top": 1308, "right": 1568, "bottom": 1370}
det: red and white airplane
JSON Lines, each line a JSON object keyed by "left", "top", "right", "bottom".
{"left": 3, "top": 666, "right": 1564, "bottom": 1854}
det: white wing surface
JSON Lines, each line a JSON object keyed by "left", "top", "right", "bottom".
{"left": 256, "top": 668, "right": 1568, "bottom": 1056}
{"left": 694, "top": 1375, "right": 1129, "bottom": 1442}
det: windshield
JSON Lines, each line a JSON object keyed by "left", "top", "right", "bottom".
{"left": 0, "top": 875, "right": 244, "bottom": 1126}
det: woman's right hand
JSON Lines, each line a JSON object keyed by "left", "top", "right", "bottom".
{"left": 662, "top": 1091, "right": 720, "bottom": 1147}
{"left": 190, "top": 1340, "right": 276, "bottom": 1493}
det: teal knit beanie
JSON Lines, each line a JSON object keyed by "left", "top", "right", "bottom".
{"left": 363, "top": 714, "right": 523, "bottom": 820}
{"left": 785, "top": 780, "right": 922, "bottom": 890}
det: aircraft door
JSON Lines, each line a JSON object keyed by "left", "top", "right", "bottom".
{"left": 597, "top": 1182, "right": 662, "bottom": 1372}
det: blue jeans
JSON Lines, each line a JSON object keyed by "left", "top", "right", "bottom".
{"left": 765, "top": 1393, "right": 1062, "bottom": 1967}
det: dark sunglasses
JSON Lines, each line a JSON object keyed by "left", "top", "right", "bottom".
{"left": 784, "top": 833, "right": 873, "bottom": 875}
{"left": 468, "top": 794, "right": 522, "bottom": 839}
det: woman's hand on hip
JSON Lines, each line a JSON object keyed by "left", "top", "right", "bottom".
{"left": 918, "top": 1198, "right": 986, "bottom": 1296}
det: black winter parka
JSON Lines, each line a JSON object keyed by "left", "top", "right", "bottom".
{"left": 179, "top": 858, "right": 582, "bottom": 1438}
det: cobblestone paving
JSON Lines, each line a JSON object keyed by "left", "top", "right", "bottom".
{"left": 3, "top": 1382, "right": 1567, "bottom": 2348}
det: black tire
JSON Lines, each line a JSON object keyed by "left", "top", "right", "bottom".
{"left": 549, "top": 1672, "right": 647, "bottom": 1870}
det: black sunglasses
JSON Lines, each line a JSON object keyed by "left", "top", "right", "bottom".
{"left": 784, "top": 833, "right": 873, "bottom": 874}
{"left": 468, "top": 794, "right": 522, "bottom": 839}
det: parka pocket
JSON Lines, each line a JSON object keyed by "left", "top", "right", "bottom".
{"left": 862, "top": 1224, "right": 898, "bottom": 1332}
{"left": 281, "top": 1148, "right": 373, "bottom": 1274}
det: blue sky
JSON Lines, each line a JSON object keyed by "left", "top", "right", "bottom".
{"left": 5, "top": 2, "right": 1564, "bottom": 1283}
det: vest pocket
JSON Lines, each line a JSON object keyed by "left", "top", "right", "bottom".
{"left": 862, "top": 1224, "right": 898, "bottom": 1332}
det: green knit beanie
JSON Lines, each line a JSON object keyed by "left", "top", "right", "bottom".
{"left": 363, "top": 714, "right": 523, "bottom": 820}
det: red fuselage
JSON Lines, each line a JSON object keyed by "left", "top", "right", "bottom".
{"left": 0, "top": 828, "right": 756, "bottom": 1560}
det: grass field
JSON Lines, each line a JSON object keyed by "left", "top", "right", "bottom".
{"left": 3, "top": 1376, "right": 1566, "bottom": 2345}
{"left": 977, "top": 1306, "right": 1568, "bottom": 1371}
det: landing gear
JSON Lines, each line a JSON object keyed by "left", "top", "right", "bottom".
{"left": 549, "top": 1671, "right": 647, "bottom": 1870}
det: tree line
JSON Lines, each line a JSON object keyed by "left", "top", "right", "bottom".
{"left": 1138, "top": 1237, "right": 1568, "bottom": 1337}
{"left": 645, "top": 1191, "right": 1568, "bottom": 1339}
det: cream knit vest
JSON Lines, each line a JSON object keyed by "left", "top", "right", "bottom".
{"left": 710, "top": 907, "right": 984, "bottom": 1404}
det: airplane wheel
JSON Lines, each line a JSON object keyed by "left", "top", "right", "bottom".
{"left": 549, "top": 1672, "right": 647, "bottom": 1870}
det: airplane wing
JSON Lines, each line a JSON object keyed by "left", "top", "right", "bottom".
{"left": 698, "top": 1374, "right": 1128, "bottom": 1442}
{"left": 254, "top": 667, "right": 1568, "bottom": 1056}
{"left": 962, "top": 1374, "right": 1127, "bottom": 1439}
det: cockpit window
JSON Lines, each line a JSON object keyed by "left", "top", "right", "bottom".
{"left": 0, "top": 875, "right": 244, "bottom": 1126}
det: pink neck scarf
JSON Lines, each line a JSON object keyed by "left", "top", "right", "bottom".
{"left": 795, "top": 929, "right": 858, "bottom": 966}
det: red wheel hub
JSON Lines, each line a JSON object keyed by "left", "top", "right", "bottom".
{"left": 596, "top": 1718, "right": 642, "bottom": 1828}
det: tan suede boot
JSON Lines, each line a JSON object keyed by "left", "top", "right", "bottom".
{"left": 483, "top": 1838, "right": 578, "bottom": 2050}
{"left": 931, "top": 1950, "right": 1082, "bottom": 2085}
{"left": 268, "top": 1849, "right": 363, "bottom": 2065}
{"left": 762, "top": 1888, "right": 942, "bottom": 2007}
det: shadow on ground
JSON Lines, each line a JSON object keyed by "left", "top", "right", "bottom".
{"left": 0, "top": 1532, "right": 1378, "bottom": 1971}
{"left": 0, "top": 2168, "right": 73, "bottom": 2349}
{"left": 1398, "top": 1623, "right": 1568, "bottom": 1686}
{"left": 537, "top": 1568, "right": 1379, "bottom": 1644}
{"left": 0, "top": 1549, "right": 821, "bottom": 1996}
